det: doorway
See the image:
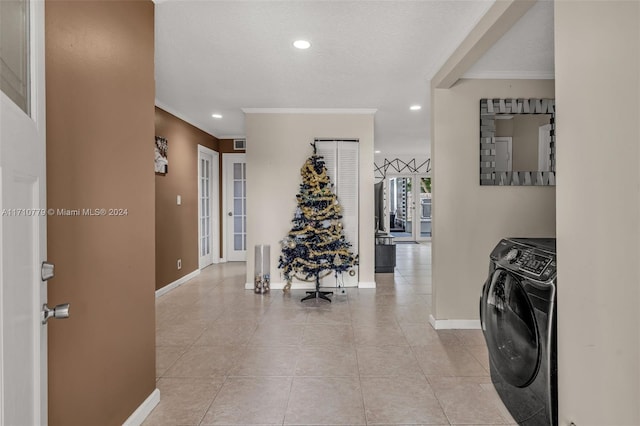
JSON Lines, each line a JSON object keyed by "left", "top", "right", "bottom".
{"left": 223, "top": 153, "right": 247, "bottom": 261}
{"left": 0, "top": 0, "right": 48, "bottom": 423}
{"left": 387, "top": 174, "right": 431, "bottom": 242}
{"left": 198, "top": 145, "right": 219, "bottom": 269}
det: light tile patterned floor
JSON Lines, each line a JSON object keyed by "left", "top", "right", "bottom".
{"left": 145, "top": 242, "right": 516, "bottom": 425}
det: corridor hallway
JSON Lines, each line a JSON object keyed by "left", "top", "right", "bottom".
{"left": 146, "top": 243, "right": 514, "bottom": 425}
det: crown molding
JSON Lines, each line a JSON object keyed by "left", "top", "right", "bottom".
{"left": 462, "top": 71, "right": 555, "bottom": 80}
{"left": 241, "top": 108, "right": 377, "bottom": 115}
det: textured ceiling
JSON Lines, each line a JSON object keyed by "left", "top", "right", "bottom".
{"left": 155, "top": 0, "right": 554, "bottom": 158}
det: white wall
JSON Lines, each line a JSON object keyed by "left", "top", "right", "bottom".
{"left": 244, "top": 111, "right": 375, "bottom": 288}
{"left": 555, "top": 1, "right": 640, "bottom": 424}
{"left": 431, "top": 79, "right": 555, "bottom": 323}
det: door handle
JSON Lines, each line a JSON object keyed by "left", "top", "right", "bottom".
{"left": 42, "top": 303, "right": 70, "bottom": 324}
{"left": 228, "top": 212, "right": 233, "bottom": 216}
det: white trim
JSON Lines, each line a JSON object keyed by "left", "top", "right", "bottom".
{"left": 429, "top": 315, "right": 481, "bottom": 330}
{"left": 155, "top": 270, "right": 200, "bottom": 298}
{"left": 245, "top": 281, "right": 315, "bottom": 290}
{"left": 219, "top": 257, "right": 227, "bottom": 263}
{"left": 217, "top": 134, "right": 246, "bottom": 140}
{"left": 155, "top": 100, "right": 214, "bottom": 136}
{"left": 122, "top": 388, "right": 160, "bottom": 426}
{"left": 244, "top": 281, "right": 377, "bottom": 290}
{"left": 241, "top": 108, "right": 377, "bottom": 115}
{"left": 463, "top": 71, "right": 555, "bottom": 80}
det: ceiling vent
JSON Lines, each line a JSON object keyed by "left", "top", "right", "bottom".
{"left": 233, "top": 139, "right": 246, "bottom": 150}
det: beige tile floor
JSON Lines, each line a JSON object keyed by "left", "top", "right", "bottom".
{"left": 145, "top": 242, "right": 516, "bottom": 426}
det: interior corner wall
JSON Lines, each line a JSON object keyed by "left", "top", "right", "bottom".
{"left": 431, "top": 79, "right": 555, "bottom": 322}
{"left": 244, "top": 113, "right": 375, "bottom": 287}
{"left": 45, "top": 1, "right": 156, "bottom": 425}
{"left": 555, "top": 1, "right": 640, "bottom": 424}
{"left": 155, "top": 107, "right": 219, "bottom": 290}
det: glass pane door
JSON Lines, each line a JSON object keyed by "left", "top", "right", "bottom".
{"left": 225, "top": 153, "right": 247, "bottom": 261}
{"left": 419, "top": 177, "right": 431, "bottom": 239}
{"left": 232, "top": 162, "right": 246, "bottom": 252}
{"left": 199, "top": 155, "right": 213, "bottom": 267}
{"left": 387, "top": 174, "right": 430, "bottom": 241}
{"left": 388, "top": 176, "right": 413, "bottom": 241}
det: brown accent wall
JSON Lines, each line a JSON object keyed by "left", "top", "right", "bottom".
{"left": 45, "top": 1, "right": 156, "bottom": 425}
{"left": 217, "top": 138, "right": 244, "bottom": 154}
{"left": 155, "top": 108, "right": 219, "bottom": 290}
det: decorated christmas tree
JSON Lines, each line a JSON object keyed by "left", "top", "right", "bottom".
{"left": 278, "top": 144, "right": 358, "bottom": 302}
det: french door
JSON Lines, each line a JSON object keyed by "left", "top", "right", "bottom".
{"left": 198, "top": 146, "right": 219, "bottom": 269}
{"left": 223, "top": 153, "right": 246, "bottom": 261}
{"left": 0, "top": 0, "right": 48, "bottom": 423}
{"left": 387, "top": 174, "right": 431, "bottom": 242}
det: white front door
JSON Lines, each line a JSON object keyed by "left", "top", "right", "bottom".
{"left": 387, "top": 174, "right": 430, "bottom": 242}
{"left": 0, "top": 0, "right": 48, "bottom": 423}
{"left": 198, "top": 146, "right": 219, "bottom": 269}
{"left": 223, "top": 153, "right": 246, "bottom": 262}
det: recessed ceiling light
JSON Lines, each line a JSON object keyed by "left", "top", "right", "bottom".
{"left": 375, "top": 150, "right": 381, "bottom": 154}
{"left": 293, "top": 40, "right": 311, "bottom": 50}
{"left": 211, "top": 114, "right": 222, "bottom": 119}
{"left": 410, "top": 105, "right": 422, "bottom": 111}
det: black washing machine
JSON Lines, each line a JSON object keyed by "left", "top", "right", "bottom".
{"left": 480, "top": 238, "right": 557, "bottom": 426}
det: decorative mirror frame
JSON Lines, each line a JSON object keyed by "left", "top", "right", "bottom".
{"left": 480, "top": 98, "right": 556, "bottom": 186}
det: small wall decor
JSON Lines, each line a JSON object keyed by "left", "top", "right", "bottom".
{"left": 155, "top": 136, "right": 168, "bottom": 174}
{"left": 480, "top": 98, "right": 556, "bottom": 186}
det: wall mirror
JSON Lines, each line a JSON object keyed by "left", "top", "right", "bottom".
{"left": 480, "top": 98, "right": 556, "bottom": 186}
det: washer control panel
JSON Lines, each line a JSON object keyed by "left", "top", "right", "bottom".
{"left": 491, "top": 239, "right": 557, "bottom": 281}
{"left": 514, "top": 249, "right": 552, "bottom": 276}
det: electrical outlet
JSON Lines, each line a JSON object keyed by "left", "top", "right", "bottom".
{"left": 177, "top": 259, "right": 182, "bottom": 270}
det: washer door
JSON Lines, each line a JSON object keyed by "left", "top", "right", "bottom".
{"left": 484, "top": 269, "right": 540, "bottom": 388}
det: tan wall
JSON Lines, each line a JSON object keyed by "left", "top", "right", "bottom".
{"left": 431, "top": 79, "right": 555, "bottom": 321}
{"left": 155, "top": 108, "right": 219, "bottom": 290}
{"left": 45, "top": 1, "right": 156, "bottom": 424}
{"left": 555, "top": 1, "right": 640, "bottom": 423}
{"left": 244, "top": 112, "right": 375, "bottom": 287}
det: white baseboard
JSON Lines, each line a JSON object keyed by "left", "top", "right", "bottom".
{"left": 122, "top": 388, "right": 160, "bottom": 426}
{"left": 156, "top": 269, "right": 200, "bottom": 298}
{"left": 244, "top": 281, "right": 317, "bottom": 290}
{"left": 429, "top": 314, "right": 481, "bottom": 330}
{"left": 219, "top": 257, "right": 227, "bottom": 263}
{"left": 244, "top": 281, "right": 377, "bottom": 290}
